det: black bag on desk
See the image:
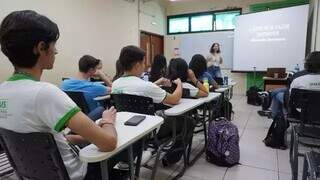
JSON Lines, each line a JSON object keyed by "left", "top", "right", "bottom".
{"left": 246, "top": 86, "right": 262, "bottom": 106}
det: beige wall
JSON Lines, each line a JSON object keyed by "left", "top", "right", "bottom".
{"left": 0, "top": 0, "right": 166, "bottom": 85}
{"left": 139, "top": 0, "right": 166, "bottom": 35}
{"left": 164, "top": 0, "right": 276, "bottom": 95}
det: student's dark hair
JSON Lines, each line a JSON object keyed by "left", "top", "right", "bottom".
{"left": 168, "top": 58, "right": 188, "bottom": 82}
{"left": 78, "top": 55, "right": 100, "bottom": 73}
{"left": 119, "top": 45, "right": 145, "bottom": 71}
{"left": 210, "top": 43, "right": 221, "bottom": 54}
{"left": 304, "top": 51, "right": 320, "bottom": 73}
{"left": 150, "top": 54, "right": 167, "bottom": 82}
{"left": 0, "top": 10, "right": 59, "bottom": 68}
{"left": 189, "top": 54, "right": 207, "bottom": 78}
{"left": 113, "top": 59, "right": 124, "bottom": 81}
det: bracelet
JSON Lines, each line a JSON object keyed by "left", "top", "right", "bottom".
{"left": 100, "top": 122, "right": 115, "bottom": 127}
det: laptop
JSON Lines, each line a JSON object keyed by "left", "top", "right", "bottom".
{"left": 266, "top": 68, "right": 286, "bottom": 78}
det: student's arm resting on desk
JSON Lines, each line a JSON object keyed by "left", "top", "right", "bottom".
{"left": 67, "top": 106, "right": 117, "bottom": 152}
{"left": 163, "top": 78, "right": 182, "bottom": 105}
{"left": 188, "top": 69, "right": 208, "bottom": 97}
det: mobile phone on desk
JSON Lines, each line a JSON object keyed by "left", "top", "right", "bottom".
{"left": 124, "top": 115, "right": 146, "bottom": 126}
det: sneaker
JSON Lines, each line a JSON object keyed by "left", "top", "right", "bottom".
{"left": 116, "top": 161, "right": 129, "bottom": 170}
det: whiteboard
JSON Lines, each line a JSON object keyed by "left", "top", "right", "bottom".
{"left": 179, "top": 31, "right": 234, "bottom": 69}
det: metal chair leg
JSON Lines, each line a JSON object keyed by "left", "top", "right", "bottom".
{"left": 302, "top": 154, "right": 308, "bottom": 180}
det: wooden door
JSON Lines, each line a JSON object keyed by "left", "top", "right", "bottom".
{"left": 140, "top": 31, "right": 164, "bottom": 70}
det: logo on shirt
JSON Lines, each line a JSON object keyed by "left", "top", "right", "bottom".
{"left": 0, "top": 99, "right": 9, "bottom": 119}
{"left": 310, "top": 82, "right": 320, "bottom": 87}
{"left": 0, "top": 99, "right": 7, "bottom": 109}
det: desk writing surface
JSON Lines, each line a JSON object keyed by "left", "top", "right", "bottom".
{"left": 263, "top": 77, "right": 287, "bottom": 81}
{"left": 164, "top": 98, "right": 204, "bottom": 116}
{"left": 202, "top": 92, "right": 221, "bottom": 103}
{"left": 79, "top": 112, "right": 163, "bottom": 163}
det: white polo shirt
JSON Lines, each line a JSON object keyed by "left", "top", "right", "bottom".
{"left": 0, "top": 74, "right": 86, "bottom": 180}
{"left": 112, "top": 76, "right": 167, "bottom": 103}
{"left": 290, "top": 74, "right": 320, "bottom": 91}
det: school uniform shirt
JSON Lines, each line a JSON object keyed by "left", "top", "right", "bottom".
{"left": 0, "top": 74, "right": 87, "bottom": 180}
{"left": 61, "top": 78, "right": 108, "bottom": 111}
{"left": 112, "top": 76, "right": 167, "bottom": 103}
{"left": 290, "top": 74, "right": 320, "bottom": 91}
{"left": 182, "top": 82, "right": 199, "bottom": 97}
{"left": 206, "top": 53, "right": 223, "bottom": 67}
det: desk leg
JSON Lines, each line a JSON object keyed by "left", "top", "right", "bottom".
{"left": 128, "top": 146, "right": 134, "bottom": 180}
{"left": 135, "top": 139, "right": 143, "bottom": 179}
{"left": 100, "top": 160, "right": 109, "bottom": 180}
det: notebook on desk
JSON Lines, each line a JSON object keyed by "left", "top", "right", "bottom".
{"left": 266, "top": 68, "right": 286, "bottom": 78}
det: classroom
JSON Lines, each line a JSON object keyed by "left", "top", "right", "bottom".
{"left": 0, "top": 0, "right": 319, "bottom": 180}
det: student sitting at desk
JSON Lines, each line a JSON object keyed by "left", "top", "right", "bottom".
{"left": 112, "top": 45, "right": 185, "bottom": 166}
{"left": 62, "top": 55, "right": 110, "bottom": 113}
{"left": 0, "top": 10, "right": 117, "bottom": 180}
{"left": 168, "top": 58, "right": 209, "bottom": 98}
{"left": 149, "top": 54, "right": 169, "bottom": 83}
{"left": 189, "top": 54, "right": 219, "bottom": 91}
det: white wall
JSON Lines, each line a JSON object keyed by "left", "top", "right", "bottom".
{"left": 0, "top": 0, "right": 166, "bottom": 85}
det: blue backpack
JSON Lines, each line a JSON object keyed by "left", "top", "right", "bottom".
{"left": 206, "top": 117, "right": 240, "bottom": 167}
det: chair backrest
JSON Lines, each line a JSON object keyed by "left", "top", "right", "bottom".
{"left": 64, "top": 91, "right": 90, "bottom": 114}
{"left": 111, "top": 94, "right": 156, "bottom": 115}
{"left": 0, "top": 128, "right": 70, "bottom": 180}
{"left": 161, "top": 85, "right": 191, "bottom": 98}
{"left": 289, "top": 88, "right": 320, "bottom": 124}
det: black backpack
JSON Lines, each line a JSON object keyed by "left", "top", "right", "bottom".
{"left": 246, "top": 86, "right": 262, "bottom": 106}
{"left": 263, "top": 114, "right": 288, "bottom": 149}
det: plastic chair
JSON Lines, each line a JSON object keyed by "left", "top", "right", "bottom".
{"left": 0, "top": 146, "right": 14, "bottom": 178}
{"left": 302, "top": 151, "right": 320, "bottom": 180}
{"left": 288, "top": 89, "right": 320, "bottom": 180}
{"left": 64, "top": 91, "right": 90, "bottom": 114}
{"left": 0, "top": 127, "right": 70, "bottom": 180}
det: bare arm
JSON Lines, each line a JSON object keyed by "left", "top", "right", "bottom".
{"left": 188, "top": 69, "right": 208, "bottom": 97}
{"left": 66, "top": 106, "right": 117, "bottom": 152}
{"left": 96, "top": 70, "right": 113, "bottom": 86}
{"left": 163, "top": 78, "right": 182, "bottom": 105}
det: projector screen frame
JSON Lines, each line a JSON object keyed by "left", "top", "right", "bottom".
{"left": 232, "top": 4, "right": 309, "bottom": 72}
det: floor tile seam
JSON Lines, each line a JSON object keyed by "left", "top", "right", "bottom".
{"left": 239, "top": 163, "right": 279, "bottom": 173}
{"left": 239, "top": 107, "right": 254, "bottom": 139}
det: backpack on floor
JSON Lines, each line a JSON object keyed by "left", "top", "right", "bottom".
{"left": 246, "top": 86, "right": 262, "bottom": 106}
{"left": 219, "top": 100, "right": 234, "bottom": 120}
{"left": 263, "top": 114, "right": 288, "bottom": 149}
{"left": 206, "top": 117, "right": 240, "bottom": 167}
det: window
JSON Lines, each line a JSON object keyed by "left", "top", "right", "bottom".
{"left": 191, "top": 15, "right": 213, "bottom": 32}
{"left": 215, "top": 11, "right": 240, "bottom": 30}
{"left": 168, "top": 17, "right": 189, "bottom": 34}
{"left": 167, "top": 9, "right": 241, "bottom": 34}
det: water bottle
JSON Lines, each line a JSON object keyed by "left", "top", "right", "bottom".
{"left": 203, "top": 78, "right": 210, "bottom": 92}
{"left": 294, "top": 64, "right": 300, "bottom": 72}
{"left": 224, "top": 76, "right": 229, "bottom": 85}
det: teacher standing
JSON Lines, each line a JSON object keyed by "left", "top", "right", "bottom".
{"left": 206, "top": 42, "right": 223, "bottom": 78}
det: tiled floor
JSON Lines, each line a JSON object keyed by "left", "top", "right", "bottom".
{"left": 2, "top": 95, "right": 298, "bottom": 180}
{"left": 138, "top": 95, "right": 295, "bottom": 180}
